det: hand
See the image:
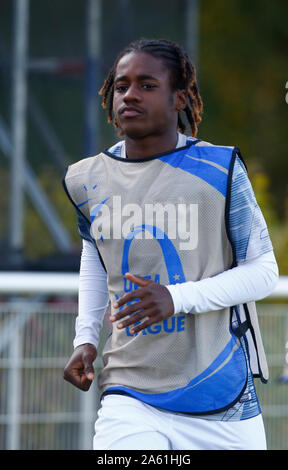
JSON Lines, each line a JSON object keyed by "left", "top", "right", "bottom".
{"left": 63, "top": 343, "right": 97, "bottom": 391}
{"left": 110, "top": 273, "right": 175, "bottom": 334}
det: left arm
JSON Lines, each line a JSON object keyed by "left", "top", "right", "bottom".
{"left": 111, "top": 250, "right": 278, "bottom": 334}
{"left": 166, "top": 250, "right": 278, "bottom": 314}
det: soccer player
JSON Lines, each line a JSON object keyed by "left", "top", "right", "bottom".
{"left": 63, "top": 39, "right": 278, "bottom": 450}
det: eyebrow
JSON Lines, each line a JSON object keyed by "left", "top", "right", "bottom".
{"left": 114, "top": 74, "right": 159, "bottom": 83}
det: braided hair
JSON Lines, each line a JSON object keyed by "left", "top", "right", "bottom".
{"left": 99, "top": 38, "right": 203, "bottom": 137}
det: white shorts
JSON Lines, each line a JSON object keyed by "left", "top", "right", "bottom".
{"left": 93, "top": 394, "right": 267, "bottom": 451}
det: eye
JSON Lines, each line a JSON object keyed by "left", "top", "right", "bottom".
{"left": 142, "top": 83, "right": 157, "bottom": 90}
{"left": 115, "top": 85, "right": 128, "bottom": 93}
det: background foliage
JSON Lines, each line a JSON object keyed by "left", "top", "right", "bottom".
{"left": 0, "top": 0, "right": 287, "bottom": 272}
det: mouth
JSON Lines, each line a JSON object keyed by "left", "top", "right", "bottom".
{"left": 120, "top": 106, "right": 143, "bottom": 118}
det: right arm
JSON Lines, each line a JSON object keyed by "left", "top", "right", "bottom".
{"left": 74, "top": 238, "right": 109, "bottom": 350}
{"left": 63, "top": 237, "right": 109, "bottom": 391}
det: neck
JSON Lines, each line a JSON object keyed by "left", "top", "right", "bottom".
{"left": 124, "top": 131, "right": 178, "bottom": 159}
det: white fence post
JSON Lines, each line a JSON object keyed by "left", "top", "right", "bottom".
{"left": 7, "top": 324, "right": 23, "bottom": 450}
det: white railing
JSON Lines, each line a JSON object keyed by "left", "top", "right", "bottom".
{"left": 0, "top": 273, "right": 287, "bottom": 450}
{"left": 0, "top": 271, "right": 287, "bottom": 296}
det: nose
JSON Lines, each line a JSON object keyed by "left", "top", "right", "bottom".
{"left": 123, "top": 83, "right": 141, "bottom": 102}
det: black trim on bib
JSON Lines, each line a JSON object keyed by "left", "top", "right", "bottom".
{"left": 243, "top": 303, "right": 267, "bottom": 384}
{"left": 103, "top": 140, "right": 199, "bottom": 163}
{"left": 224, "top": 150, "right": 267, "bottom": 384}
{"left": 233, "top": 320, "right": 249, "bottom": 338}
{"left": 62, "top": 170, "right": 107, "bottom": 273}
{"left": 225, "top": 147, "right": 241, "bottom": 269}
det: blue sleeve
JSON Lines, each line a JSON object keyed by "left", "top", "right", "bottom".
{"left": 75, "top": 207, "right": 96, "bottom": 246}
{"left": 229, "top": 157, "right": 273, "bottom": 263}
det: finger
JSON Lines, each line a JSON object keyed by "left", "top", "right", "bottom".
{"left": 129, "top": 310, "right": 161, "bottom": 334}
{"left": 110, "top": 299, "right": 149, "bottom": 322}
{"left": 63, "top": 369, "right": 78, "bottom": 387}
{"left": 84, "top": 363, "right": 95, "bottom": 381}
{"left": 116, "top": 306, "right": 151, "bottom": 329}
{"left": 124, "top": 272, "right": 151, "bottom": 287}
{"left": 79, "top": 376, "right": 93, "bottom": 392}
{"left": 71, "top": 369, "right": 93, "bottom": 391}
{"left": 64, "top": 367, "right": 87, "bottom": 390}
{"left": 112, "top": 274, "right": 151, "bottom": 309}
{"left": 67, "top": 376, "right": 92, "bottom": 392}
{"left": 83, "top": 354, "right": 95, "bottom": 381}
{"left": 112, "top": 291, "right": 142, "bottom": 310}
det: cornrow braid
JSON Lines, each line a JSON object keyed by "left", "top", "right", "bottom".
{"left": 99, "top": 38, "right": 203, "bottom": 137}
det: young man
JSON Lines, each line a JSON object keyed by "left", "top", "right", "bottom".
{"left": 63, "top": 39, "right": 278, "bottom": 450}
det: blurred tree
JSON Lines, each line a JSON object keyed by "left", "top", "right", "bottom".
{"left": 24, "top": 168, "right": 81, "bottom": 260}
{"left": 0, "top": 0, "right": 287, "bottom": 272}
{"left": 199, "top": 0, "right": 288, "bottom": 220}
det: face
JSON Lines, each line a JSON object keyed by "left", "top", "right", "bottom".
{"left": 113, "top": 52, "right": 186, "bottom": 140}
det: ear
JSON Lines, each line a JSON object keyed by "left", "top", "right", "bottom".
{"left": 175, "top": 90, "right": 187, "bottom": 111}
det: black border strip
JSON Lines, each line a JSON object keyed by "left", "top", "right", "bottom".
{"left": 225, "top": 146, "right": 241, "bottom": 269}
{"left": 243, "top": 303, "right": 267, "bottom": 384}
{"left": 62, "top": 170, "right": 107, "bottom": 272}
{"left": 103, "top": 139, "right": 200, "bottom": 163}
{"left": 224, "top": 149, "right": 266, "bottom": 384}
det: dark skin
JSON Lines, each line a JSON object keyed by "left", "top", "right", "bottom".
{"left": 64, "top": 52, "right": 186, "bottom": 391}
{"left": 111, "top": 273, "right": 175, "bottom": 335}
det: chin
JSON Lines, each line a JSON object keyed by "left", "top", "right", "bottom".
{"left": 119, "top": 125, "right": 150, "bottom": 140}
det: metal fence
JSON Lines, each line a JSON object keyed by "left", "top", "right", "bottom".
{"left": 0, "top": 298, "right": 102, "bottom": 450}
{"left": 255, "top": 302, "right": 288, "bottom": 450}
{"left": 0, "top": 295, "right": 287, "bottom": 450}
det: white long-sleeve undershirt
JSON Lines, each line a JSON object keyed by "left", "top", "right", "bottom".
{"left": 166, "top": 251, "right": 278, "bottom": 314}
{"left": 74, "top": 238, "right": 278, "bottom": 349}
